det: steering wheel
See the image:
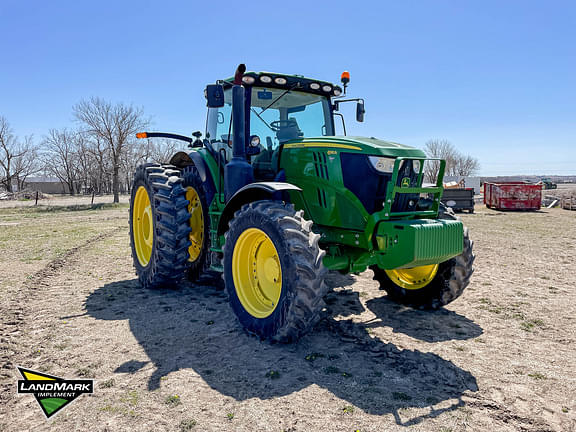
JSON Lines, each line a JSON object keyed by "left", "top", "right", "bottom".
{"left": 270, "top": 120, "right": 295, "bottom": 132}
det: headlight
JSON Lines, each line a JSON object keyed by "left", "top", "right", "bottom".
{"left": 322, "top": 85, "right": 332, "bottom": 92}
{"left": 333, "top": 88, "right": 342, "bottom": 96}
{"left": 250, "top": 135, "right": 261, "bottom": 147}
{"left": 260, "top": 75, "right": 272, "bottom": 83}
{"left": 242, "top": 76, "right": 255, "bottom": 85}
{"left": 274, "top": 77, "right": 287, "bottom": 85}
{"left": 368, "top": 156, "right": 396, "bottom": 173}
{"left": 310, "top": 82, "right": 320, "bottom": 90}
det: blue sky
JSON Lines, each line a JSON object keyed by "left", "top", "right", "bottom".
{"left": 1, "top": 0, "right": 574, "bottom": 175}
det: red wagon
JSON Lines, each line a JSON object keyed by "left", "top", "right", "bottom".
{"left": 484, "top": 182, "right": 542, "bottom": 210}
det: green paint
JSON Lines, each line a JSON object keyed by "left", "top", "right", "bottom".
{"left": 374, "top": 219, "right": 463, "bottom": 269}
{"left": 40, "top": 398, "right": 68, "bottom": 415}
{"left": 283, "top": 136, "right": 427, "bottom": 159}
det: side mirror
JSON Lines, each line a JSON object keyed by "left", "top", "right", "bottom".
{"left": 356, "top": 101, "right": 365, "bottom": 122}
{"left": 205, "top": 84, "right": 225, "bottom": 108}
{"left": 191, "top": 131, "right": 203, "bottom": 148}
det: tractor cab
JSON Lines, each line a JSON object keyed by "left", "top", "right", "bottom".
{"left": 205, "top": 72, "right": 339, "bottom": 181}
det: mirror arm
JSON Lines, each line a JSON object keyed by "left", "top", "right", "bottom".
{"left": 333, "top": 97, "right": 365, "bottom": 110}
{"left": 334, "top": 112, "right": 347, "bottom": 136}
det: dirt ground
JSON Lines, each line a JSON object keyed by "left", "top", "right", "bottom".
{"left": 0, "top": 201, "right": 575, "bottom": 431}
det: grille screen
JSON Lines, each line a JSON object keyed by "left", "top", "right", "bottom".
{"left": 340, "top": 154, "right": 421, "bottom": 215}
{"left": 340, "top": 153, "right": 391, "bottom": 214}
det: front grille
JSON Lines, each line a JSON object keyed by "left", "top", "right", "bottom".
{"left": 341, "top": 154, "right": 422, "bottom": 215}
{"left": 390, "top": 159, "right": 420, "bottom": 214}
{"left": 340, "top": 153, "right": 390, "bottom": 214}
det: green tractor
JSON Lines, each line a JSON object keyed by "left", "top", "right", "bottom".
{"left": 129, "top": 65, "right": 474, "bottom": 342}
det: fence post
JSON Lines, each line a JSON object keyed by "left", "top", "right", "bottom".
{"left": 35, "top": 191, "right": 39, "bottom": 206}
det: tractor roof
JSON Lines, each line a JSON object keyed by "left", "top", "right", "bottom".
{"left": 220, "top": 71, "right": 343, "bottom": 98}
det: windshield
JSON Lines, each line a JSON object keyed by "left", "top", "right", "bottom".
{"left": 206, "top": 86, "right": 334, "bottom": 151}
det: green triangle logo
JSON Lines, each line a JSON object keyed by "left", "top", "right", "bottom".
{"left": 17, "top": 367, "right": 94, "bottom": 419}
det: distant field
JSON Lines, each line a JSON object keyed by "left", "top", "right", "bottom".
{"left": 1, "top": 204, "right": 575, "bottom": 431}
{"left": 0, "top": 194, "right": 130, "bottom": 209}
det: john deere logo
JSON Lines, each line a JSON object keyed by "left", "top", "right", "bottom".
{"left": 17, "top": 367, "right": 94, "bottom": 419}
{"left": 401, "top": 177, "right": 411, "bottom": 188}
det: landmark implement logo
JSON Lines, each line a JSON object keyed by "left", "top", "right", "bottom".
{"left": 17, "top": 367, "right": 94, "bottom": 419}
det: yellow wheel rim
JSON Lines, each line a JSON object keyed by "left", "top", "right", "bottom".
{"left": 232, "top": 228, "right": 282, "bottom": 318}
{"left": 186, "top": 187, "right": 204, "bottom": 262}
{"left": 133, "top": 186, "right": 153, "bottom": 266}
{"left": 385, "top": 264, "right": 439, "bottom": 290}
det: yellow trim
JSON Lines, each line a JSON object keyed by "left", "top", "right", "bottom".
{"left": 232, "top": 228, "right": 282, "bottom": 318}
{"left": 385, "top": 264, "right": 439, "bottom": 290}
{"left": 132, "top": 186, "right": 153, "bottom": 266}
{"left": 22, "top": 371, "right": 55, "bottom": 381}
{"left": 186, "top": 187, "right": 204, "bottom": 262}
{"left": 283, "top": 142, "right": 362, "bottom": 151}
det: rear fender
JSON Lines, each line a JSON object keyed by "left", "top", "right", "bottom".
{"left": 169, "top": 151, "right": 216, "bottom": 204}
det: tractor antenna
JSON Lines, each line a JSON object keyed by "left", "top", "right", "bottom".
{"left": 234, "top": 64, "right": 246, "bottom": 85}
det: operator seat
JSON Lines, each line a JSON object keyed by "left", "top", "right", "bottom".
{"left": 252, "top": 136, "right": 280, "bottom": 180}
{"left": 276, "top": 118, "right": 304, "bottom": 143}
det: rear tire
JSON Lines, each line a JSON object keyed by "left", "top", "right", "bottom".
{"left": 129, "top": 163, "right": 191, "bottom": 289}
{"left": 181, "top": 165, "right": 211, "bottom": 282}
{"left": 223, "top": 201, "right": 328, "bottom": 342}
{"left": 371, "top": 208, "right": 475, "bottom": 309}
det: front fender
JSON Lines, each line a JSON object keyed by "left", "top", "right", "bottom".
{"left": 217, "top": 182, "right": 303, "bottom": 236}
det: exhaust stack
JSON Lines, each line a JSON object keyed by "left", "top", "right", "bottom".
{"left": 224, "top": 65, "right": 253, "bottom": 201}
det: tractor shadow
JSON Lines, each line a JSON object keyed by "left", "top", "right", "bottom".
{"left": 364, "top": 297, "right": 483, "bottom": 342}
{"left": 85, "top": 274, "right": 479, "bottom": 426}
{"left": 324, "top": 272, "right": 483, "bottom": 342}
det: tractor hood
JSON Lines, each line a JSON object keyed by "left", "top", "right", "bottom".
{"left": 283, "top": 136, "right": 426, "bottom": 158}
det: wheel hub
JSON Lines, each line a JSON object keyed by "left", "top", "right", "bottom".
{"left": 232, "top": 228, "right": 282, "bottom": 318}
{"left": 133, "top": 186, "right": 153, "bottom": 266}
{"left": 385, "top": 264, "right": 439, "bottom": 290}
{"left": 186, "top": 187, "right": 204, "bottom": 262}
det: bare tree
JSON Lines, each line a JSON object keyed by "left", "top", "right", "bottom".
{"left": 85, "top": 136, "right": 112, "bottom": 194}
{"left": 423, "top": 139, "right": 479, "bottom": 182}
{"left": 0, "top": 117, "right": 40, "bottom": 192}
{"left": 42, "top": 128, "right": 81, "bottom": 195}
{"left": 12, "top": 135, "right": 40, "bottom": 191}
{"left": 74, "top": 97, "right": 148, "bottom": 202}
{"left": 149, "top": 139, "right": 180, "bottom": 164}
{"left": 0, "top": 116, "right": 27, "bottom": 192}
{"left": 119, "top": 138, "right": 181, "bottom": 193}
{"left": 453, "top": 154, "right": 480, "bottom": 176}
{"left": 74, "top": 133, "right": 95, "bottom": 194}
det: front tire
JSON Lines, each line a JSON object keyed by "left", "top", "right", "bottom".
{"left": 223, "top": 201, "right": 328, "bottom": 342}
{"left": 371, "top": 209, "right": 475, "bottom": 309}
